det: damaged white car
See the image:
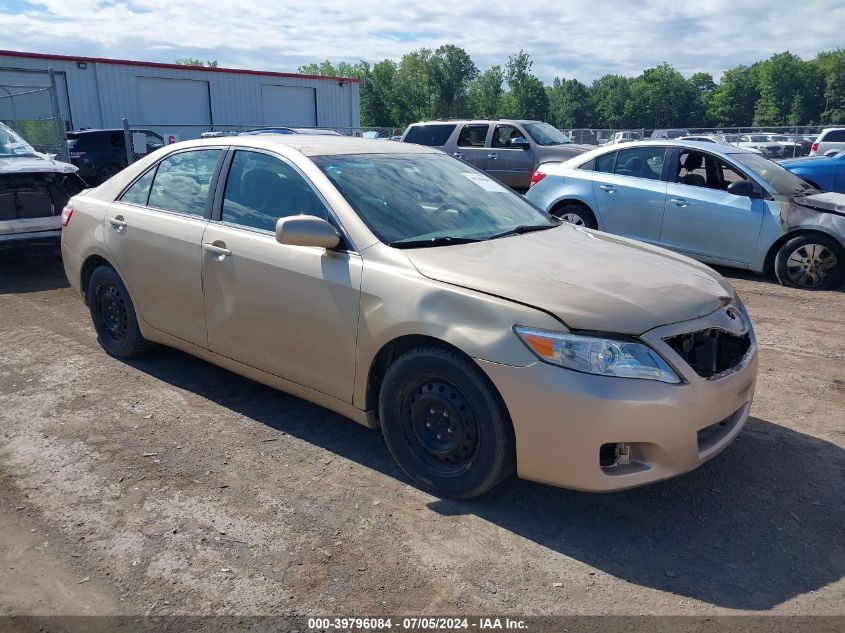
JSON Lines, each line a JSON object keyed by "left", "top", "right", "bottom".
{"left": 1, "top": 121, "right": 87, "bottom": 245}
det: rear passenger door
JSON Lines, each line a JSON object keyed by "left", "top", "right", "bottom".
{"left": 452, "top": 123, "right": 491, "bottom": 170}
{"left": 105, "top": 148, "right": 224, "bottom": 348}
{"left": 590, "top": 146, "right": 669, "bottom": 244}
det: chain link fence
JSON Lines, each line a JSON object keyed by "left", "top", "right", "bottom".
{"left": 0, "top": 69, "right": 69, "bottom": 162}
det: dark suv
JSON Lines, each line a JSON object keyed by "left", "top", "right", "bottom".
{"left": 67, "top": 129, "right": 165, "bottom": 185}
{"left": 401, "top": 119, "right": 589, "bottom": 191}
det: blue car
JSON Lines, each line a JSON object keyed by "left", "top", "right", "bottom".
{"left": 779, "top": 151, "right": 845, "bottom": 193}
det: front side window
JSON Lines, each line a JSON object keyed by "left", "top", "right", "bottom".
{"left": 492, "top": 125, "right": 527, "bottom": 148}
{"left": 614, "top": 147, "right": 665, "bottom": 180}
{"left": 221, "top": 150, "right": 330, "bottom": 232}
{"left": 677, "top": 151, "right": 752, "bottom": 191}
{"left": 314, "top": 153, "right": 553, "bottom": 246}
{"left": 147, "top": 149, "right": 221, "bottom": 216}
{"left": 457, "top": 124, "right": 489, "bottom": 148}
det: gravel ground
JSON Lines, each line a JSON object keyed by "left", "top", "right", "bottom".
{"left": 0, "top": 243, "right": 843, "bottom": 617}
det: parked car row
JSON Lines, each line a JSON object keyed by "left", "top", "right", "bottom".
{"left": 60, "top": 134, "right": 761, "bottom": 499}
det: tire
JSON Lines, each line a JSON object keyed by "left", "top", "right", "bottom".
{"left": 774, "top": 234, "right": 844, "bottom": 290}
{"left": 550, "top": 202, "right": 597, "bottom": 229}
{"left": 87, "top": 265, "right": 156, "bottom": 358}
{"left": 378, "top": 347, "right": 515, "bottom": 499}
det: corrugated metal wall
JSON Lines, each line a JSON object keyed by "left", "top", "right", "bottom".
{"left": 0, "top": 52, "right": 360, "bottom": 139}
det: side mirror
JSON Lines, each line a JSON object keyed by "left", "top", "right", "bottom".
{"left": 726, "top": 179, "right": 759, "bottom": 198}
{"left": 275, "top": 215, "right": 340, "bottom": 249}
{"left": 510, "top": 137, "right": 530, "bottom": 150}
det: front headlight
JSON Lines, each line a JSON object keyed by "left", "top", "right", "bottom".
{"left": 514, "top": 326, "right": 681, "bottom": 383}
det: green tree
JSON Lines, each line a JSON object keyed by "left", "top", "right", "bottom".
{"left": 590, "top": 75, "right": 632, "bottom": 128}
{"left": 624, "top": 63, "right": 696, "bottom": 128}
{"left": 468, "top": 66, "right": 505, "bottom": 118}
{"left": 175, "top": 58, "right": 218, "bottom": 67}
{"left": 688, "top": 72, "right": 717, "bottom": 126}
{"left": 429, "top": 45, "right": 478, "bottom": 118}
{"left": 753, "top": 52, "right": 805, "bottom": 125}
{"left": 502, "top": 50, "right": 548, "bottom": 120}
{"left": 706, "top": 65, "right": 759, "bottom": 126}
{"left": 816, "top": 50, "right": 845, "bottom": 124}
{"left": 546, "top": 77, "right": 592, "bottom": 128}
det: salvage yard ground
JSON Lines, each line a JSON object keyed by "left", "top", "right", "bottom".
{"left": 0, "top": 244, "right": 843, "bottom": 616}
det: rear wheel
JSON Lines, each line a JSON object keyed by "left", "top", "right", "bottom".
{"left": 87, "top": 265, "right": 155, "bottom": 358}
{"left": 550, "top": 202, "right": 597, "bottom": 229}
{"left": 774, "top": 234, "right": 844, "bottom": 290}
{"left": 378, "top": 347, "right": 515, "bottom": 499}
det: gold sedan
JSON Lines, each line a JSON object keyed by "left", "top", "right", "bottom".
{"left": 61, "top": 135, "right": 758, "bottom": 498}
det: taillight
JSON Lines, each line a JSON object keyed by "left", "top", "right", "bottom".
{"left": 530, "top": 169, "right": 547, "bottom": 187}
{"left": 61, "top": 205, "right": 74, "bottom": 227}
{"left": 811, "top": 142, "right": 819, "bottom": 152}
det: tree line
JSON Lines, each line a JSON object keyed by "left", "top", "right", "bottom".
{"left": 299, "top": 47, "right": 845, "bottom": 130}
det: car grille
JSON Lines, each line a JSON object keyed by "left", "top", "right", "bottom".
{"left": 664, "top": 329, "right": 751, "bottom": 379}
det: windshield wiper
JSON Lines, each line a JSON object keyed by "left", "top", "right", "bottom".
{"left": 388, "top": 236, "right": 484, "bottom": 249}
{"left": 485, "top": 224, "right": 556, "bottom": 240}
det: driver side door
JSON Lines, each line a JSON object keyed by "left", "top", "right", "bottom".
{"left": 201, "top": 148, "right": 362, "bottom": 402}
{"left": 660, "top": 148, "right": 765, "bottom": 266}
{"left": 486, "top": 124, "right": 535, "bottom": 189}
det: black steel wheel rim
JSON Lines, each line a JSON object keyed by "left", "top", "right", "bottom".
{"left": 400, "top": 376, "right": 481, "bottom": 477}
{"left": 95, "top": 283, "right": 128, "bottom": 344}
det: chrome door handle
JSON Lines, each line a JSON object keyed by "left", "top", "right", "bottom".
{"left": 487, "top": 152, "right": 499, "bottom": 159}
{"left": 453, "top": 152, "right": 465, "bottom": 159}
{"left": 108, "top": 217, "right": 127, "bottom": 228}
{"left": 669, "top": 198, "right": 689, "bottom": 207}
{"left": 599, "top": 185, "right": 615, "bottom": 192}
{"left": 203, "top": 242, "right": 232, "bottom": 257}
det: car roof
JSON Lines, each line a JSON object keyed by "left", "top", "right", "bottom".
{"left": 576, "top": 139, "right": 752, "bottom": 160}
{"left": 408, "top": 119, "right": 541, "bottom": 126}
{"left": 169, "top": 134, "right": 442, "bottom": 156}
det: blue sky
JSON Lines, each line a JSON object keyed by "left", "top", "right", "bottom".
{"left": 2, "top": 0, "right": 843, "bottom": 82}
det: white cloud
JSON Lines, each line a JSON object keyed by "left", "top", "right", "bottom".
{"left": 2, "top": 0, "right": 843, "bottom": 82}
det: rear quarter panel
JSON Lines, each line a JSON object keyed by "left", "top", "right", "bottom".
{"left": 526, "top": 164, "right": 599, "bottom": 221}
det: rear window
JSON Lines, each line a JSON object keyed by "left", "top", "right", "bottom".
{"left": 403, "top": 124, "right": 457, "bottom": 147}
{"left": 823, "top": 129, "right": 845, "bottom": 142}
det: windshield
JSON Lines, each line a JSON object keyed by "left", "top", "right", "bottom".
{"left": 0, "top": 122, "right": 37, "bottom": 157}
{"left": 748, "top": 135, "right": 770, "bottom": 142}
{"left": 731, "top": 152, "right": 819, "bottom": 196}
{"left": 313, "top": 153, "right": 554, "bottom": 246}
{"left": 524, "top": 122, "right": 572, "bottom": 145}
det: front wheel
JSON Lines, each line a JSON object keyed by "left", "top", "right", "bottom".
{"left": 378, "top": 347, "right": 515, "bottom": 499}
{"left": 87, "top": 265, "right": 156, "bottom": 358}
{"left": 774, "top": 234, "right": 844, "bottom": 290}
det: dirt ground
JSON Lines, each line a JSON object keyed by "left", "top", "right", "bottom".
{"left": 0, "top": 243, "right": 843, "bottom": 618}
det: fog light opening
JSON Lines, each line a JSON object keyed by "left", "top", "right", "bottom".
{"left": 600, "top": 442, "right": 632, "bottom": 469}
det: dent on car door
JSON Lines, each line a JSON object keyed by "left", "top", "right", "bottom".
{"left": 201, "top": 149, "right": 362, "bottom": 402}
{"left": 105, "top": 148, "right": 223, "bottom": 348}
{"left": 590, "top": 146, "right": 669, "bottom": 244}
{"left": 660, "top": 149, "right": 764, "bottom": 265}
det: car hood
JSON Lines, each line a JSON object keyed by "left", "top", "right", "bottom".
{"left": 538, "top": 144, "right": 591, "bottom": 158}
{"left": 403, "top": 225, "right": 734, "bottom": 335}
{"left": 0, "top": 154, "right": 78, "bottom": 175}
